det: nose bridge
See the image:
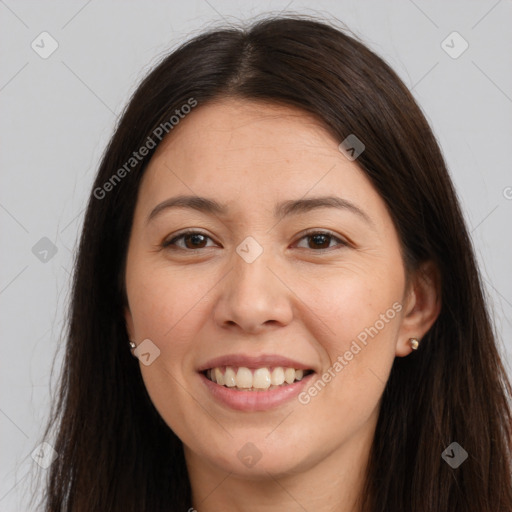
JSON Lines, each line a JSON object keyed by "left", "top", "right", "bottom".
{"left": 214, "top": 236, "right": 293, "bottom": 331}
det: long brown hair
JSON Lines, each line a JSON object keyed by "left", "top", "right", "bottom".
{"left": 32, "top": 15, "right": 512, "bottom": 511}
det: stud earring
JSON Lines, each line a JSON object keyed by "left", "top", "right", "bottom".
{"left": 129, "top": 340, "right": 136, "bottom": 350}
{"left": 409, "top": 337, "right": 420, "bottom": 350}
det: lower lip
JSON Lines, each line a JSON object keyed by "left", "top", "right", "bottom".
{"left": 199, "top": 371, "right": 315, "bottom": 412}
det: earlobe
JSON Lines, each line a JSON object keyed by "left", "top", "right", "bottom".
{"left": 395, "top": 260, "right": 442, "bottom": 357}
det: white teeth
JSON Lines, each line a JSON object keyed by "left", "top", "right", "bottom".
{"left": 284, "top": 368, "right": 295, "bottom": 384}
{"left": 206, "top": 366, "right": 310, "bottom": 390}
{"left": 253, "top": 368, "right": 271, "bottom": 389}
{"left": 224, "top": 367, "right": 237, "bottom": 387}
{"left": 271, "top": 367, "right": 285, "bottom": 385}
{"left": 214, "top": 367, "right": 224, "bottom": 386}
{"left": 236, "top": 367, "right": 253, "bottom": 388}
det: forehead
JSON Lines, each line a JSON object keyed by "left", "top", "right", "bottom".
{"left": 154, "top": 98, "right": 338, "bottom": 166}
{"left": 135, "top": 98, "right": 386, "bottom": 224}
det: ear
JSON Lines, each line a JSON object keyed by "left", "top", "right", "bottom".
{"left": 395, "top": 260, "right": 441, "bottom": 357}
{"left": 124, "top": 306, "right": 135, "bottom": 341}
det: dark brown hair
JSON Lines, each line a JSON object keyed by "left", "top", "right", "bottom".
{"left": 32, "top": 14, "right": 512, "bottom": 511}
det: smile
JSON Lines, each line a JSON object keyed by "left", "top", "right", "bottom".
{"left": 199, "top": 367, "right": 316, "bottom": 412}
{"left": 203, "top": 366, "right": 314, "bottom": 391}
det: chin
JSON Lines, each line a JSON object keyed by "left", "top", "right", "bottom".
{"left": 193, "top": 435, "right": 313, "bottom": 478}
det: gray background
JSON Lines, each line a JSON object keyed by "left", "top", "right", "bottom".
{"left": 1, "top": 1, "right": 511, "bottom": 510}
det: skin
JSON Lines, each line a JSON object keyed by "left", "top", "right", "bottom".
{"left": 124, "top": 98, "right": 441, "bottom": 511}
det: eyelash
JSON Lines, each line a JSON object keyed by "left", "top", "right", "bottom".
{"left": 161, "top": 229, "right": 349, "bottom": 252}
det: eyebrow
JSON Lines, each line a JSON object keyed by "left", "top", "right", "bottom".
{"left": 146, "top": 194, "right": 374, "bottom": 227}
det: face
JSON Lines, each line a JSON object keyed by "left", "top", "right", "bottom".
{"left": 124, "top": 98, "right": 422, "bottom": 479}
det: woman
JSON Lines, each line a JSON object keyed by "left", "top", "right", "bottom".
{"left": 34, "top": 15, "right": 512, "bottom": 511}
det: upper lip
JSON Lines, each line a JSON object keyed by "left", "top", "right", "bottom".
{"left": 197, "top": 354, "right": 315, "bottom": 372}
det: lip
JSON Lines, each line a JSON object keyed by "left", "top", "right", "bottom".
{"left": 197, "top": 354, "right": 314, "bottom": 372}
{"left": 199, "top": 371, "right": 316, "bottom": 411}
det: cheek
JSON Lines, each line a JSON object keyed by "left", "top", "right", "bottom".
{"left": 128, "top": 264, "right": 209, "bottom": 346}
{"left": 298, "top": 265, "right": 403, "bottom": 349}
{"left": 129, "top": 267, "right": 211, "bottom": 435}
{"left": 296, "top": 267, "right": 402, "bottom": 409}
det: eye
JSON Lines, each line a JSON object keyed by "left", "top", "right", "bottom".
{"left": 294, "top": 230, "right": 348, "bottom": 251}
{"left": 162, "top": 230, "right": 217, "bottom": 251}
{"left": 162, "top": 229, "right": 349, "bottom": 252}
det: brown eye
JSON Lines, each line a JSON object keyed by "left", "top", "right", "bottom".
{"left": 295, "top": 231, "right": 348, "bottom": 251}
{"left": 307, "top": 233, "right": 331, "bottom": 249}
{"left": 162, "top": 229, "right": 348, "bottom": 252}
{"left": 162, "top": 231, "right": 215, "bottom": 250}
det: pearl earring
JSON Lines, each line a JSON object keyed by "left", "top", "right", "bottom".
{"left": 409, "top": 337, "right": 420, "bottom": 350}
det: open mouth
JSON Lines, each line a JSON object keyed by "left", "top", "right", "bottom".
{"left": 201, "top": 366, "right": 315, "bottom": 391}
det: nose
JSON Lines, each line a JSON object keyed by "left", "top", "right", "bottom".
{"left": 213, "top": 247, "right": 294, "bottom": 334}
